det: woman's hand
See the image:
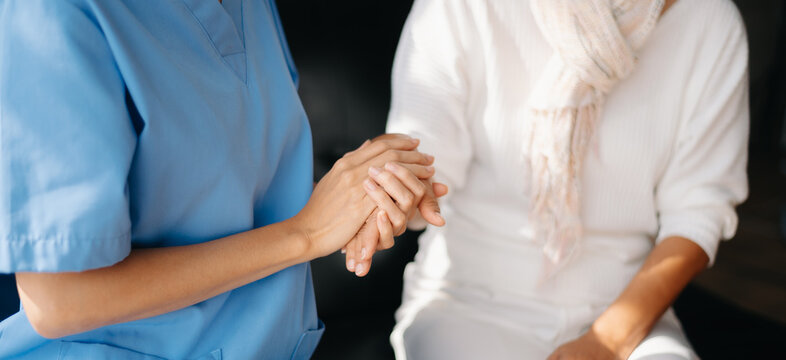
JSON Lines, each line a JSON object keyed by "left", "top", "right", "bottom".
{"left": 289, "top": 135, "right": 434, "bottom": 259}
{"left": 550, "top": 236, "right": 709, "bottom": 360}
{"left": 548, "top": 329, "right": 621, "bottom": 360}
{"left": 345, "top": 179, "right": 448, "bottom": 276}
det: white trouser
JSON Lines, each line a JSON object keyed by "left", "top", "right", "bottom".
{"left": 391, "top": 293, "right": 699, "bottom": 360}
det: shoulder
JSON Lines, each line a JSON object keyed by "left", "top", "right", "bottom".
{"left": 662, "top": 0, "right": 747, "bottom": 69}
{"left": 1, "top": 0, "right": 100, "bottom": 17}
{"left": 678, "top": 0, "right": 746, "bottom": 39}
{"left": 1, "top": 0, "right": 106, "bottom": 34}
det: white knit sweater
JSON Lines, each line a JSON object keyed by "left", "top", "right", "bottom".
{"left": 387, "top": 0, "right": 749, "bottom": 306}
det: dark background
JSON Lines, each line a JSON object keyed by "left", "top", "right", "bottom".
{"left": 2, "top": 0, "right": 785, "bottom": 359}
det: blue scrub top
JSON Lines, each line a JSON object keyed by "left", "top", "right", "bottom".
{"left": 0, "top": 0, "right": 323, "bottom": 358}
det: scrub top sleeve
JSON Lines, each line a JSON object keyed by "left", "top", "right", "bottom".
{"left": 386, "top": 0, "right": 473, "bottom": 195}
{"left": 654, "top": 10, "right": 749, "bottom": 267}
{"left": 0, "top": 0, "right": 136, "bottom": 273}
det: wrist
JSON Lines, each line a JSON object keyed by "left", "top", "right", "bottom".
{"left": 591, "top": 310, "right": 642, "bottom": 358}
{"left": 277, "top": 216, "right": 317, "bottom": 264}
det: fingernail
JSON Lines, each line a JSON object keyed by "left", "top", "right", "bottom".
{"left": 368, "top": 166, "right": 382, "bottom": 177}
{"left": 364, "top": 178, "right": 376, "bottom": 191}
{"left": 340, "top": 248, "right": 346, "bottom": 254}
{"left": 435, "top": 212, "right": 445, "bottom": 224}
{"left": 361, "top": 248, "right": 368, "bottom": 260}
{"left": 426, "top": 165, "right": 435, "bottom": 172}
{"left": 347, "top": 259, "right": 356, "bottom": 271}
{"left": 410, "top": 138, "right": 420, "bottom": 145}
{"left": 355, "top": 263, "right": 366, "bottom": 276}
{"left": 426, "top": 154, "right": 435, "bottom": 162}
{"left": 384, "top": 162, "right": 397, "bottom": 171}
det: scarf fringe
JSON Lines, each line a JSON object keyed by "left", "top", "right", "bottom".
{"left": 526, "top": 0, "right": 664, "bottom": 280}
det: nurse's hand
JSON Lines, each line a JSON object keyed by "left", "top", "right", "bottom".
{"left": 291, "top": 135, "right": 435, "bottom": 259}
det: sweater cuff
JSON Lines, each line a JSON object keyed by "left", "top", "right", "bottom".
{"left": 656, "top": 207, "right": 739, "bottom": 267}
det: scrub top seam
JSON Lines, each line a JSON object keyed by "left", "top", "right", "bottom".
{"left": 179, "top": 0, "right": 248, "bottom": 84}
{"left": 238, "top": 0, "right": 246, "bottom": 50}
{"left": 1, "top": 231, "right": 131, "bottom": 243}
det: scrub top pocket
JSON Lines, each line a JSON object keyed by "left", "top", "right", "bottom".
{"left": 58, "top": 341, "right": 223, "bottom": 360}
{"left": 58, "top": 341, "right": 166, "bottom": 360}
{"left": 289, "top": 320, "right": 325, "bottom": 360}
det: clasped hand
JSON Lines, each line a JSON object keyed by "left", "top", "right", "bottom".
{"left": 343, "top": 134, "right": 448, "bottom": 277}
{"left": 291, "top": 134, "right": 447, "bottom": 277}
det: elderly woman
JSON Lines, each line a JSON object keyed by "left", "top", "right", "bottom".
{"left": 385, "top": 0, "right": 748, "bottom": 359}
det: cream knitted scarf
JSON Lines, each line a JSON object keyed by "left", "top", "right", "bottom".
{"left": 526, "top": 0, "right": 664, "bottom": 274}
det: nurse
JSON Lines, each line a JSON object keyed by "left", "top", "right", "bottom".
{"left": 0, "top": 0, "right": 443, "bottom": 359}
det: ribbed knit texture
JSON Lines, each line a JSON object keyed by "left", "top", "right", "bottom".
{"left": 388, "top": 0, "right": 748, "bottom": 306}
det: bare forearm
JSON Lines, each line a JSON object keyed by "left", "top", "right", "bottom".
{"left": 592, "top": 236, "right": 709, "bottom": 357}
{"left": 14, "top": 136, "right": 430, "bottom": 339}
{"left": 16, "top": 220, "right": 310, "bottom": 339}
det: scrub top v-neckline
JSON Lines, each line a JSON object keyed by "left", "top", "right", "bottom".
{"left": 181, "top": 0, "right": 247, "bottom": 81}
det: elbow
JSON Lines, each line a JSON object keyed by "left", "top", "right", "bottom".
{"left": 22, "top": 295, "right": 82, "bottom": 339}
{"left": 23, "top": 300, "right": 73, "bottom": 339}
{"left": 16, "top": 274, "right": 88, "bottom": 339}
{"left": 28, "top": 314, "right": 67, "bottom": 340}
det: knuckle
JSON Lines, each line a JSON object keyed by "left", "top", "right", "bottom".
{"left": 339, "top": 171, "right": 355, "bottom": 186}
{"left": 394, "top": 226, "right": 406, "bottom": 236}
{"left": 401, "top": 192, "right": 415, "bottom": 208}
{"left": 389, "top": 162, "right": 405, "bottom": 175}
{"left": 384, "top": 149, "right": 400, "bottom": 162}
{"left": 391, "top": 212, "right": 407, "bottom": 228}
{"left": 334, "top": 158, "right": 349, "bottom": 172}
{"left": 372, "top": 141, "right": 390, "bottom": 153}
{"left": 376, "top": 169, "right": 392, "bottom": 181}
{"left": 413, "top": 183, "right": 427, "bottom": 198}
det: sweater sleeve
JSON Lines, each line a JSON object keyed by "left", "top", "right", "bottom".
{"left": 386, "top": 0, "right": 472, "bottom": 195}
{"left": 654, "top": 4, "right": 749, "bottom": 266}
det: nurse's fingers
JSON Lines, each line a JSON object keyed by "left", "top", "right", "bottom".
{"left": 358, "top": 211, "right": 380, "bottom": 260}
{"left": 347, "top": 213, "right": 377, "bottom": 271}
{"left": 352, "top": 214, "right": 380, "bottom": 277}
{"left": 345, "top": 237, "right": 357, "bottom": 273}
{"left": 351, "top": 234, "right": 365, "bottom": 275}
{"left": 353, "top": 245, "right": 374, "bottom": 277}
{"left": 342, "top": 137, "right": 420, "bottom": 167}
{"left": 391, "top": 163, "right": 435, "bottom": 180}
{"left": 368, "top": 166, "right": 422, "bottom": 218}
{"left": 369, "top": 150, "right": 434, "bottom": 169}
{"left": 363, "top": 178, "right": 408, "bottom": 235}
{"left": 376, "top": 210, "right": 395, "bottom": 251}
{"left": 354, "top": 254, "right": 373, "bottom": 278}
{"left": 346, "top": 227, "right": 364, "bottom": 272}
